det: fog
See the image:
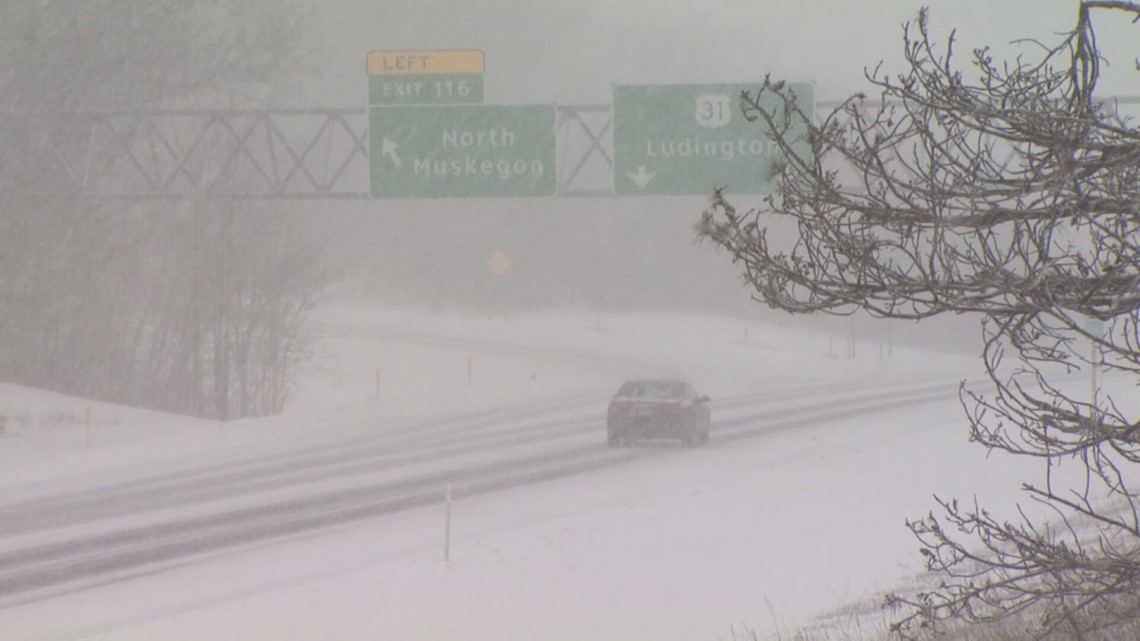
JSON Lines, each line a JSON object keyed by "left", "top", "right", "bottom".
{"left": 314, "top": 0, "right": 1134, "bottom": 312}
{"left": 306, "top": 0, "right": 1137, "bottom": 105}
{"left": 2, "top": 0, "right": 1130, "bottom": 410}
{"left": 1, "top": 1, "right": 1138, "bottom": 638}
{"left": 308, "top": 0, "right": 1130, "bottom": 353}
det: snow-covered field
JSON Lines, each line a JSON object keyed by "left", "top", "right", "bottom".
{"left": 0, "top": 307, "right": 1060, "bottom": 640}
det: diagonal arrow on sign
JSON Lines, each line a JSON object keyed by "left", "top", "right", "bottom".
{"left": 626, "top": 165, "right": 656, "bottom": 189}
{"left": 381, "top": 138, "right": 402, "bottom": 167}
{"left": 368, "top": 105, "right": 556, "bottom": 199}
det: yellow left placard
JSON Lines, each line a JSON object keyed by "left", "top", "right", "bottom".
{"left": 367, "top": 50, "right": 485, "bottom": 76}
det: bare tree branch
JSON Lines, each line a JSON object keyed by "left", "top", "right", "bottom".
{"left": 698, "top": 2, "right": 1140, "bottom": 638}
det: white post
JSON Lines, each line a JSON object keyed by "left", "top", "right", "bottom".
{"left": 887, "top": 319, "right": 894, "bottom": 359}
{"left": 1074, "top": 221, "right": 1102, "bottom": 417}
{"left": 1084, "top": 316, "right": 1104, "bottom": 417}
{"left": 1091, "top": 336, "right": 1099, "bottom": 413}
{"left": 848, "top": 316, "right": 856, "bottom": 359}
{"left": 444, "top": 483, "right": 453, "bottom": 563}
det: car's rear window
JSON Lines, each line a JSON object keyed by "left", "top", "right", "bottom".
{"left": 617, "top": 381, "right": 685, "bottom": 399}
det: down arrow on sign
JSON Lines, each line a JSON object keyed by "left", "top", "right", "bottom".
{"left": 626, "top": 165, "right": 656, "bottom": 188}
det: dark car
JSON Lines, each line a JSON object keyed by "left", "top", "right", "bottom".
{"left": 606, "top": 378, "right": 711, "bottom": 447}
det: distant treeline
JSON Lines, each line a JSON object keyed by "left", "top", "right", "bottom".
{"left": 0, "top": 0, "right": 324, "bottom": 419}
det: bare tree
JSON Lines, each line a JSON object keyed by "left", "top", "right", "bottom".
{"left": 697, "top": 3, "right": 1140, "bottom": 638}
{"left": 0, "top": 1, "right": 327, "bottom": 420}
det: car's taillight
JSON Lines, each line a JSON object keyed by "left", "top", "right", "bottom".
{"left": 668, "top": 403, "right": 686, "bottom": 414}
{"left": 609, "top": 402, "right": 627, "bottom": 416}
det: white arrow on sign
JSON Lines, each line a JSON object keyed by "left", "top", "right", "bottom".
{"left": 627, "top": 165, "right": 656, "bottom": 189}
{"left": 381, "top": 138, "right": 402, "bottom": 167}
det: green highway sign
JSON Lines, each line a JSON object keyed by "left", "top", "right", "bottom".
{"left": 369, "top": 105, "right": 556, "bottom": 199}
{"left": 1077, "top": 313, "right": 1106, "bottom": 337}
{"left": 369, "top": 74, "right": 484, "bottom": 105}
{"left": 613, "top": 83, "right": 814, "bottom": 196}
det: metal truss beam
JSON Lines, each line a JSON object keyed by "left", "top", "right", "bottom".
{"left": 0, "top": 109, "right": 371, "bottom": 200}
{"left": 0, "top": 96, "right": 1136, "bottom": 200}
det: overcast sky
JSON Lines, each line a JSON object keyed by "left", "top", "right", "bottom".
{"left": 299, "top": 0, "right": 1138, "bottom": 107}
